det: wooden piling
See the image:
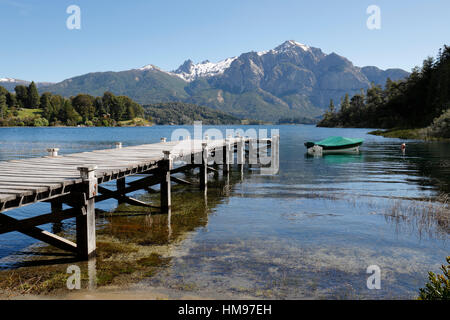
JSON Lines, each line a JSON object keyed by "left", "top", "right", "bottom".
{"left": 271, "top": 135, "right": 280, "bottom": 173}
{"left": 51, "top": 200, "right": 63, "bottom": 234}
{"left": 76, "top": 165, "right": 97, "bottom": 259}
{"left": 116, "top": 177, "right": 126, "bottom": 204}
{"left": 160, "top": 151, "right": 172, "bottom": 213}
{"left": 248, "top": 138, "right": 258, "bottom": 167}
{"left": 200, "top": 142, "right": 208, "bottom": 190}
{"left": 223, "top": 137, "right": 231, "bottom": 173}
{"left": 237, "top": 136, "right": 245, "bottom": 172}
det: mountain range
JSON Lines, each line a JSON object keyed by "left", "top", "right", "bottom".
{"left": 1, "top": 41, "right": 409, "bottom": 121}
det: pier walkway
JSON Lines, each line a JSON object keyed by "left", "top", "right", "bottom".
{"left": 0, "top": 135, "right": 279, "bottom": 259}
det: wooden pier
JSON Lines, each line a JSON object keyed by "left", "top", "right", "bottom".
{"left": 0, "top": 135, "right": 279, "bottom": 260}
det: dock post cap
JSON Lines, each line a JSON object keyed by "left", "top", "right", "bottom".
{"left": 161, "top": 137, "right": 167, "bottom": 142}
{"left": 77, "top": 165, "right": 98, "bottom": 172}
{"left": 163, "top": 150, "right": 171, "bottom": 160}
{"left": 114, "top": 142, "right": 122, "bottom": 148}
{"left": 47, "top": 148, "right": 60, "bottom": 156}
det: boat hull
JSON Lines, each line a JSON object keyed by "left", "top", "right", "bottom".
{"left": 307, "top": 145, "right": 360, "bottom": 156}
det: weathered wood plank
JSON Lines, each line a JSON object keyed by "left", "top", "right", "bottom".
{"left": 0, "top": 207, "right": 82, "bottom": 234}
{"left": 0, "top": 213, "right": 77, "bottom": 253}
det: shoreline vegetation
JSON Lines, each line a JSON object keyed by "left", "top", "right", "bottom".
{"left": 0, "top": 83, "right": 272, "bottom": 127}
{"left": 317, "top": 45, "right": 450, "bottom": 141}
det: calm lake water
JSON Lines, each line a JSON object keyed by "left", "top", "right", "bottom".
{"left": 0, "top": 125, "right": 449, "bottom": 299}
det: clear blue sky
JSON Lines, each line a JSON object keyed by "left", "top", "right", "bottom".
{"left": 1, "top": 0, "right": 449, "bottom": 82}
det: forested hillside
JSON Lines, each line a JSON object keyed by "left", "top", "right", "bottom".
{"left": 318, "top": 45, "right": 450, "bottom": 138}
{"left": 143, "top": 102, "right": 241, "bottom": 125}
{"left": 0, "top": 82, "right": 144, "bottom": 126}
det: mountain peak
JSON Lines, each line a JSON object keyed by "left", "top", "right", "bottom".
{"left": 0, "top": 77, "right": 22, "bottom": 83}
{"left": 137, "top": 64, "right": 161, "bottom": 71}
{"left": 174, "top": 60, "right": 195, "bottom": 74}
{"left": 173, "top": 57, "right": 237, "bottom": 82}
{"left": 277, "top": 40, "right": 310, "bottom": 52}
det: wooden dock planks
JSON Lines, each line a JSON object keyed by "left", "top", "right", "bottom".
{"left": 0, "top": 139, "right": 248, "bottom": 212}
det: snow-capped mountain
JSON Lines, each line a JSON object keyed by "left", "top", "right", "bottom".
{"left": 172, "top": 41, "right": 314, "bottom": 82}
{"left": 136, "top": 64, "right": 162, "bottom": 71}
{"left": 12, "top": 40, "right": 409, "bottom": 121}
{"left": 173, "top": 57, "right": 237, "bottom": 82}
{"left": 172, "top": 41, "right": 318, "bottom": 82}
{"left": 0, "top": 78, "right": 32, "bottom": 92}
{"left": 0, "top": 78, "right": 54, "bottom": 92}
{"left": 0, "top": 78, "right": 21, "bottom": 83}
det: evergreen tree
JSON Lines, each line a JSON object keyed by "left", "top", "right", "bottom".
{"left": 103, "top": 92, "right": 125, "bottom": 121}
{"left": 14, "top": 85, "right": 28, "bottom": 108}
{"left": 40, "top": 92, "right": 53, "bottom": 120}
{"left": 6, "top": 92, "right": 17, "bottom": 108}
{"left": 71, "top": 94, "right": 95, "bottom": 122}
{"left": 328, "top": 99, "right": 335, "bottom": 113}
{"left": 0, "top": 85, "right": 8, "bottom": 96}
{"left": 341, "top": 93, "right": 350, "bottom": 111}
{"left": 47, "top": 94, "right": 65, "bottom": 123}
{"left": 58, "top": 99, "right": 82, "bottom": 126}
{"left": 27, "top": 81, "right": 40, "bottom": 108}
{"left": 0, "top": 95, "right": 8, "bottom": 119}
{"left": 93, "top": 97, "right": 104, "bottom": 117}
{"left": 318, "top": 45, "right": 450, "bottom": 131}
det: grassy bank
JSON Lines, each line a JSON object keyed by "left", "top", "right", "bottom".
{"left": 369, "top": 128, "right": 450, "bottom": 141}
{"left": 369, "top": 128, "right": 427, "bottom": 140}
{"left": 1, "top": 108, "right": 153, "bottom": 127}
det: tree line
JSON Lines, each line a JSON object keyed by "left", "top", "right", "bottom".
{"left": 318, "top": 45, "right": 450, "bottom": 138}
{"left": 0, "top": 82, "right": 145, "bottom": 127}
{"left": 144, "top": 102, "right": 241, "bottom": 125}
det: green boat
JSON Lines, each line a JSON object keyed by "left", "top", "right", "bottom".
{"left": 304, "top": 136, "right": 364, "bottom": 155}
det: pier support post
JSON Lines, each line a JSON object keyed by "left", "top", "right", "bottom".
{"left": 249, "top": 138, "right": 258, "bottom": 168}
{"left": 160, "top": 151, "right": 172, "bottom": 213}
{"left": 200, "top": 142, "right": 208, "bottom": 190}
{"left": 116, "top": 177, "right": 126, "bottom": 205}
{"left": 223, "top": 137, "right": 231, "bottom": 174}
{"left": 51, "top": 200, "right": 63, "bottom": 234}
{"left": 271, "top": 135, "right": 280, "bottom": 174}
{"left": 237, "top": 136, "right": 245, "bottom": 173}
{"left": 116, "top": 143, "right": 125, "bottom": 204}
{"left": 76, "top": 165, "right": 97, "bottom": 259}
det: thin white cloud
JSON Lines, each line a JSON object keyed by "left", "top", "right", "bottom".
{"left": 0, "top": 0, "right": 32, "bottom": 16}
